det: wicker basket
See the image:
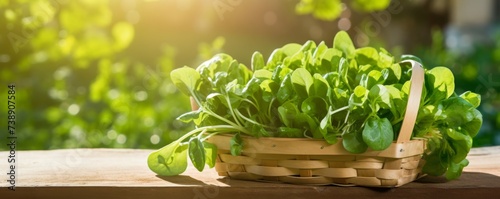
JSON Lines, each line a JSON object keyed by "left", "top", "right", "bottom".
{"left": 206, "top": 60, "right": 426, "bottom": 187}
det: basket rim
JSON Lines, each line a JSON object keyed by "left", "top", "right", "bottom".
{"left": 207, "top": 134, "right": 426, "bottom": 158}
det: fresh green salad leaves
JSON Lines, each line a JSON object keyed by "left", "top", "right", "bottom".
{"left": 148, "top": 31, "right": 482, "bottom": 180}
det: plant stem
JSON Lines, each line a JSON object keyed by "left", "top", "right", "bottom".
{"left": 234, "top": 109, "right": 273, "bottom": 129}
{"left": 178, "top": 125, "right": 250, "bottom": 143}
{"left": 331, "top": 106, "right": 349, "bottom": 115}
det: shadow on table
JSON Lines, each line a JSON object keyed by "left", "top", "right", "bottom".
{"left": 152, "top": 171, "right": 500, "bottom": 192}
{"left": 413, "top": 171, "right": 500, "bottom": 186}
{"left": 212, "top": 171, "right": 500, "bottom": 191}
{"left": 155, "top": 175, "right": 209, "bottom": 186}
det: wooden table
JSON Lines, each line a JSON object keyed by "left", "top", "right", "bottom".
{"left": 1, "top": 147, "right": 499, "bottom": 199}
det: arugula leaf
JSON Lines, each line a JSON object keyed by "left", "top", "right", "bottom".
{"left": 343, "top": 130, "right": 368, "bottom": 153}
{"left": 422, "top": 149, "right": 448, "bottom": 176}
{"left": 230, "top": 133, "right": 243, "bottom": 156}
{"left": 148, "top": 141, "right": 188, "bottom": 176}
{"left": 362, "top": 117, "right": 394, "bottom": 150}
{"left": 446, "top": 128, "right": 472, "bottom": 163}
{"left": 368, "top": 84, "right": 392, "bottom": 110}
{"left": 446, "top": 159, "right": 469, "bottom": 180}
{"left": 426, "top": 67, "right": 455, "bottom": 104}
{"left": 309, "top": 73, "right": 330, "bottom": 98}
{"left": 277, "top": 74, "right": 295, "bottom": 103}
{"left": 170, "top": 66, "right": 200, "bottom": 96}
{"left": 291, "top": 68, "right": 314, "bottom": 96}
{"left": 459, "top": 91, "right": 481, "bottom": 108}
{"left": 189, "top": 137, "right": 206, "bottom": 172}
{"left": 278, "top": 127, "right": 303, "bottom": 138}
{"left": 301, "top": 96, "right": 328, "bottom": 118}
{"left": 204, "top": 141, "right": 218, "bottom": 168}
{"left": 355, "top": 47, "right": 379, "bottom": 66}
{"left": 334, "top": 31, "right": 355, "bottom": 58}
{"left": 251, "top": 51, "right": 265, "bottom": 71}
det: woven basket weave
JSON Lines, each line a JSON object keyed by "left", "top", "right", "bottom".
{"left": 206, "top": 60, "right": 426, "bottom": 187}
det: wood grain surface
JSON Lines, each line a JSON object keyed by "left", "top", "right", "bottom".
{"left": 0, "top": 147, "right": 499, "bottom": 199}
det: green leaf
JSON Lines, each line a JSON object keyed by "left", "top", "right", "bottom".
{"left": 267, "top": 48, "right": 286, "bottom": 69}
{"left": 312, "top": 41, "right": 328, "bottom": 59}
{"left": 284, "top": 51, "right": 304, "bottom": 70}
{"left": 260, "top": 79, "right": 279, "bottom": 102}
{"left": 295, "top": 113, "right": 320, "bottom": 136}
{"left": 459, "top": 91, "right": 481, "bottom": 108}
{"left": 334, "top": 31, "right": 355, "bottom": 57}
{"left": 320, "top": 106, "right": 332, "bottom": 130}
{"left": 446, "top": 128, "right": 472, "bottom": 164}
{"left": 272, "top": 65, "right": 284, "bottom": 82}
{"left": 385, "top": 85, "right": 404, "bottom": 117}
{"left": 349, "top": 85, "right": 368, "bottom": 108}
{"left": 362, "top": 117, "right": 393, "bottom": 151}
{"left": 309, "top": 74, "right": 330, "bottom": 98}
{"left": 228, "top": 61, "right": 252, "bottom": 85}
{"left": 203, "top": 141, "right": 217, "bottom": 168}
{"left": 343, "top": 130, "right": 368, "bottom": 154}
{"left": 361, "top": 70, "right": 387, "bottom": 89}
{"left": 277, "top": 74, "right": 295, "bottom": 103}
{"left": 189, "top": 137, "right": 206, "bottom": 172}
{"left": 250, "top": 122, "right": 271, "bottom": 137}
{"left": 422, "top": 150, "right": 448, "bottom": 176}
{"left": 251, "top": 51, "right": 265, "bottom": 71}
{"left": 176, "top": 110, "right": 201, "bottom": 123}
{"left": 197, "top": 54, "right": 233, "bottom": 79}
{"left": 301, "top": 96, "right": 328, "bottom": 118}
{"left": 291, "top": 68, "right": 314, "bottom": 96}
{"left": 369, "top": 84, "right": 392, "bottom": 109}
{"left": 278, "top": 102, "right": 300, "bottom": 127}
{"left": 278, "top": 127, "right": 303, "bottom": 138}
{"left": 241, "top": 79, "right": 260, "bottom": 97}
{"left": 442, "top": 97, "right": 475, "bottom": 127}
{"left": 378, "top": 48, "right": 394, "bottom": 68}
{"left": 147, "top": 141, "right": 188, "bottom": 176}
{"left": 355, "top": 47, "right": 379, "bottom": 66}
{"left": 386, "top": 63, "right": 402, "bottom": 83}
{"left": 427, "top": 66, "right": 455, "bottom": 100}
{"left": 253, "top": 69, "right": 273, "bottom": 79}
{"left": 230, "top": 133, "right": 243, "bottom": 156}
{"left": 170, "top": 66, "right": 200, "bottom": 96}
{"left": 462, "top": 109, "right": 483, "bottom": 137}
{"left": 323, "top": 72, "right": 341, "bottom": 89}
{"left": 446, "top": 159, "right": 469, "bottom": 180}
{"left": 320, "top": 106, "right": 340, "bottom": 144}
{"left": 281, "top": 43, "right": 302, "bottom": 56}
{"left": 321, "top": 48, "right": 343, "bottom": 68}
{"left": 323, "top": 131, "right": 338, "bottom": 145}
{"left": 299, "top": 40, "right": 317, "bottom": 52}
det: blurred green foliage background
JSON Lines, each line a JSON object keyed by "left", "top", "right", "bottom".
{"left": 0, "top": 0, "right": 499, "bottom": 150}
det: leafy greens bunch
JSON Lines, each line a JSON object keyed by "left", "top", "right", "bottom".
{"left": 148, "top": 31, "right": 482, "bottom": 180}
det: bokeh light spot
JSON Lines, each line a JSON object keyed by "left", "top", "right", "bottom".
{"left": 150, "top": 134, "right": 160, "bottom": 144}
{"left": 116, "top": 134, "right": 127, "bottom": 144}
{"left": 338, "top": 18, "right": 351, "bottom": 30}
{"left": 107, "top": 130, "right": 118, "bottom": 140}
{"left": 68, "top": 104, "right": 80, "bottom": 115}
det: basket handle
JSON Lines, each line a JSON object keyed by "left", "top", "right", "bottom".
{"left": 396, "top": 60, "right": 425, "bottom": 143}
